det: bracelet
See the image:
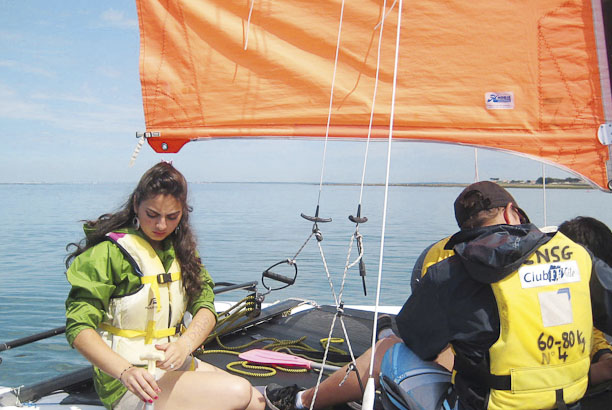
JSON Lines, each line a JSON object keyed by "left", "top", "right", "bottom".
{"left": 118, "top": 365, "right": 134, "bottom": 383}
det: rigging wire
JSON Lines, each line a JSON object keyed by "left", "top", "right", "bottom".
{"left": 363, "top": 0, "right": 403, "bottom": 408}
{"left": 314, "top": 0, "right": 346, "bottom": 207}
{"left": 346, "top": 0, "right": 392, "bottom": 297}
{"left": 311, "top": 0, "right": 395, "bottom": 407}
{"left": 307, "top": 3, "right": 349, "bottom": 408}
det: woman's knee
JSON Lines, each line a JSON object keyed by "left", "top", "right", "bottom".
{"left": 226, "top": 376, "right": 255, "bottom": 407}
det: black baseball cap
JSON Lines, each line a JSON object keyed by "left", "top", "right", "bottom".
{"left": 454, "top": 181, "right": 529, "bottom": 228}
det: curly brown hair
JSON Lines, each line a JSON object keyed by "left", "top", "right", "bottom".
{"left": 66, "top": 162, "right": 203, "bottom": 297}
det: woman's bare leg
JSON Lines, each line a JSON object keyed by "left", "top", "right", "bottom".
{"left": 153, "top": 364, "right": 265, "bottom": 410}
{"left": 195, "top": 358, "right": 266, "bottom": 409}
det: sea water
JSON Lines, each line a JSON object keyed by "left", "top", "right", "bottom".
{"left": 1, "top": 182, "right": 611, "bottom": 387}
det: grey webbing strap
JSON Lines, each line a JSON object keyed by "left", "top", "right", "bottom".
{"left": 555, "top": 389, "right": 568, "bottom": 410}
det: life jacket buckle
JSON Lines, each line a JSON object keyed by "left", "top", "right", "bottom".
{"left": 157, "top": 273, "right": 173, "bottom": 284}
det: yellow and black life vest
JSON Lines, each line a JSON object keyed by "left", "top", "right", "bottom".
{"left": 420, "top": 236, "right": 455, "bottom": 278}
{"left": 97, "top": 232, "right": 188, "bottom": 367}
{"left": 459, "top": 232, "right": 592, "bottom": 409}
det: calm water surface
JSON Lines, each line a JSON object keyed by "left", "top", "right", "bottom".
{"left": 1, "top": 182, "right": 611, "bottom": 386}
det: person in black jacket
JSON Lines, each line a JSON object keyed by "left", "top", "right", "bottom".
{"left": 265, "top": 181, "right": 612, "bottom": 410}
{"left": 558, "top": 216, "right": 612, "bottom": 386}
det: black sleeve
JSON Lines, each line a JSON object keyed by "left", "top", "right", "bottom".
{"left": 396, "top": 270, "right": 451, "bottom": 361}
{"left": 590, "top": 257, "right": 612, "bottom": 335}
{"left": 411, "top": 243, "right": 434, "bottom": 292}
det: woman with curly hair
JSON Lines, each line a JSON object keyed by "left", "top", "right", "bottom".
{"left": 65, "top": 162, "right": 264, "bottom": 410}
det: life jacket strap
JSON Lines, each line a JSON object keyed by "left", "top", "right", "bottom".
{"left": 100, "top": 321, "right": 178, "bottom": 344}
{"left": 555, "top": 389, "right": 568, "bottom": 410}
{"left": 140, "top": 272, "right": 182, "bottom": 312}
{"left": 453, "top": 352, "right": 511, "bottom": 390}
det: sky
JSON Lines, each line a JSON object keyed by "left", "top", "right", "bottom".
{"left": 0, "top": 1, "right": 582, "bottom": 184}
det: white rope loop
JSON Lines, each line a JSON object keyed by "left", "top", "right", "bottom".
{"left": 346, "top": 231, "right": 364, "bottom": 270}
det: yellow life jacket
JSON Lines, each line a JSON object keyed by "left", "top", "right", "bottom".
{"left": 420, "top": 236, "right": 455, "bottom": 278}
{"left": 484, "top": 232, "right": 592, "bottom": 409}
{"left": 97, "top": 232, "right": 188, "bottom": 366}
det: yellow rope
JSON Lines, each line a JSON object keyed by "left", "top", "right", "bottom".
{"left": 199, "top": 299, "right": 352, "bottom": 377}
{"left": 227, "top": 361, "right": 277, "bottom": 377}
{"left": 200, "top": 349, "right": 308, "bottom": 377}
{"left": 275, "top": 366, "right": 307, "bottom": 374}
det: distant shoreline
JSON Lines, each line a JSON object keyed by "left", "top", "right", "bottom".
{"left": 324, "top": 182, "right": 593, "bottom": 189}
{"left": 0, "top": 181, "right": 595, "bottom": 189}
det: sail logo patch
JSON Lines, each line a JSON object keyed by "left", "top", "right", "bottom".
{"left": 485, "top": 92, "right": 514, "bottom": 109}
{"left": 519, "top": 260, "right": 580, "bottom": 288}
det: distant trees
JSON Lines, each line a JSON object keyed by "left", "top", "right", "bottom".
{"left": 535, "top": 177, "right": 583, "bottom": 184}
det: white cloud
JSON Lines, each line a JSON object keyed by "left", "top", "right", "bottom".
{"left": 0, "top": 59, "right": 55, "bottom": 78}
{"left": 100, "top": 9, "right": 138, "bottom": 29}
{"left": 30, "top": 92, "right": 99, "bottom": 105}
{"left": 96, "top": 66, "right": 123, "bottom": 79}
{"left": 0, "top": 84, "right": 53, "bottom": 122}
{"left": 0, "top": 82, "right": 143, "bottom": 135}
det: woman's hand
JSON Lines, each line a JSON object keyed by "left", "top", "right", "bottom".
{"left": 119, "top": 365, "right": 161, "bottom": 404}
{"left": 155, "top": 339, "right": 191, "bottom": 370}
{"left": 154, "top": 308, "right": 216, "bottom": 371}
{"left": 72, "top": 329, "right": 161, "bottom": 404}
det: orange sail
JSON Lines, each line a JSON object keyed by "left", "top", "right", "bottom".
{"left": 136, "top": 0, "right": 612, "bottom": 190}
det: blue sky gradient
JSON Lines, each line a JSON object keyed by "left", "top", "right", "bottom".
{"left": 0, "top": 1, "right": 578, "bottom": 184}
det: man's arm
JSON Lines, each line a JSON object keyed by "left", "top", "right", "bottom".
{"left": 396, "top": 271, "right": 452, "bottom": 360}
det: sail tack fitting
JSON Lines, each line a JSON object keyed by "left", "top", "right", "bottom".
{"left": 597, "top": 123, "right": 612, "bottom": 190}
{"left": 130, "top": 132, "right": 160, "bottom": 166}
{"left": 598, "top": 123, "right": 612, "bottom": 145}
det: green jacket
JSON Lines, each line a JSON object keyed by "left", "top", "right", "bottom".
{"left": 65, "top": 227, "right": 216, "bottom": 409}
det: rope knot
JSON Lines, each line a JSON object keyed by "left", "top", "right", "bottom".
{"left": 336, "top": 302, "right": 345, "bottom": 316}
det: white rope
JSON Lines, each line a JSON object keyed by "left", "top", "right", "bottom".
{"left": 308, "top": 6, "right": 348, "bottom": 405}
{"left": 309, "top": 1, "right": 396, "bottom": 406}
{"left": 310, "top": 233, "right": 361, "bottom": 410}
{"left": 290, "top": 231, "right": 316, "bottom": 262}
{"left": 316, "top": 242, "right": 340, "bottom": 305}
{"left": 356, "top": 0, "right": 388, "bottom": 207}
{"left": 310, "top": 312, "right": 339, "bottom": 409}
{"left": 474, "top": 148, "right": 479, "bottom": 182}
{"left": 346, "top": 232, "right": 364, "bottom": 270}
{"left": 316, "top": 0, "right": 346, "bottom": 206}
{"left": 374, "top": 0, "right": 398, "bottom": 30}
{"left": 542, "top": 163, "right": 547, "bottom": 226}
{"left": 367, "top": 0, "right": 403, "bottom": 381}
{"left": 244, "top": 0, "right": 256, "bottom": 50}
{"left": 129, "top": 136, "right": 145, "bottom": 167}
